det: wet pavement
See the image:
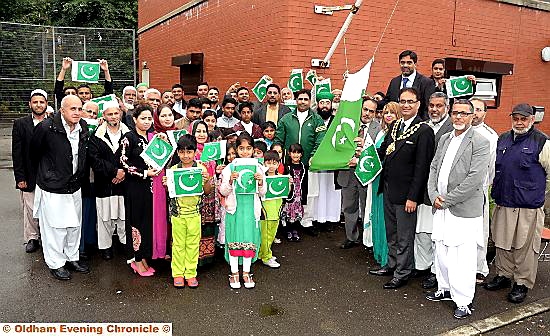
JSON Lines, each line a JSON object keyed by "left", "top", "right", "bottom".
{"left": 0, "top": 128, "right": 549, "bottom": 335}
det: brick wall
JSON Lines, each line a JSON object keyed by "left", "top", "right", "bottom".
{"left": 138, "top": 0, "right": 550, "bottom": 134}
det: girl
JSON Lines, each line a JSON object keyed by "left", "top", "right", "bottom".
{"left": 150, "top": 104, "right": 176, "bottom": 261}
{"left": 118, "top": 104, "right": 158, "bottom": 276}
{"left": 220, "top": 133, "right": 266, "bottom": 289}
{"left": 280, "top": 143, "right": 305, "bottom": 242}
{"left": 216, "top": 142, "right": 237, "bottom": 247}
{"left": 261, "top": 121, "right": 276, "bottom": 148}
{"left": 271, "top": 143, "right": 286, "bottom": 175}
{"left": 202, "top": 109, "right": 218, "bottom": 132}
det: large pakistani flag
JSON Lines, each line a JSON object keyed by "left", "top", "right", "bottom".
{"left": 310, "top": 59, "right": 374, "bottom": 171}
{"left": 72, "top": 61, "right": 100, "bottom": 83}
{"left": 446, "top": 76, "right": 474, "bottom": 98}
{"left": 166, "top": 168, "right": 204, "bottom": 198}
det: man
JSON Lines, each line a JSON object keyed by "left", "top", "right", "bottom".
{"left": 253, "top": 84, "right": 291, "bottom": 126}
{"left": 197, "top": 82, "right": 209, "bottom": 98}
{"left": 12, "top": 89, "right": 48, "bottom": 253}
{"left": 415, "top": 92, "right": 454, "bottom": 289}
{"left": 385, "top": 50, "right": 436, "bottom": 120}
{"left": 373, "top": 91, "right": 386, "bottom": 102}
{"left": 54, "top": 57, "right": 113, "bottom": 106}
{"left": 425, "top": 99, "right": 490, "bottom": 319}
{"left": 174, "top": 98, "right": 202, "bottom": 130}
{"left": 136, "top": 83, "right": 148, "bottom": 101}
{"left": 235, "top": 87, "right": 261, "bottom": 113}
{"left": 200, "top": 97, "right": 212, "bottom": 112}
{"left": 208, "top": 87, "right": 220, "bottom": 112}
{"left": 82, "top": 101, "right": 99, "bottom": 120}
{"left": 161, "top": 91, "right": 175, "bottom": 107}
{"left": 172, "top": 84, "right": 186, "bottom": 115}
{"left": 338, "top": 98, "right": 381, "bottom": 248}
{"left": 484, "top": 103, "right": 550, "bottom": 304}
{"left": 88, "top": 102, "right": 129, "bottom": 260}
{"left": 30, "top": 95, "right": 90, "bottom": 280}
{"left": 144, "top": 88, "right": 162, "bottom": 113}
{"left": 470, "top": 98, "right": 499, "bottom": 282}
{"left": 331, "top": 89, "right": 342, "bottom": 112}
{"left": 216, "top": 97, "right": 239, "bottom": 133}
{"left": 274, "top": 89, "right": 326, "bottom": 235}
{"left": 122, "top": 86, "right": 137, "bottom": 112}
{"left": 310, "top": 92, "right": 342, "bottom": 233}
{"left": 370, "top": 88, "right": 435, "bottom": 289}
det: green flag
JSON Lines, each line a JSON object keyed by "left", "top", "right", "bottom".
{"left": 306, "top": 69, "right": 317, "bottom": 86}
{"left": 288, "top": 69, "right": 304, "bottom": 92}
{"left": 252, "top": 75, "right": 273, "bottom": 101}
{"left": 312, "top": 78, "right": 332, "bottom": 104}
{"left": 167, "top": 129, "right": 188, "bottom": 147}
{"left": 166, "top": 168, "right": 204, "bottom": 198}
{"left": 232, "top": 158, "right": 257, "bottom": 194}
{"left": 90, "top": 94, "right": 117, "bottom": 118}
{"left": 140, "top": 135, "right": 175, "bottom": 170}
{"left": 200, "top": 140, "right": 227, "bottom": 162}
{"left": 310, "top": 59, "right": 374, "bottom": 171}
{"left": 284, "top": 99, "right": 297, "bottom": 113}
{"left": 83, "top": 118, "right": 98, "bottom": 133}
{"left": 72, "top": 61, "right": 100, "bottom": 83}
{"left": 265, "top": 175, "right": 290, "bottom": 200}
{"left": 354, "top": 141, "right": 382, "bottom": 186}
{"left": 446, "top": 76, "right": 474, "bottom": 98}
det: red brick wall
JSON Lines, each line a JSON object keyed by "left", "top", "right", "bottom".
{"left": 138, "top": 0, "right": 550, "bottom": 134}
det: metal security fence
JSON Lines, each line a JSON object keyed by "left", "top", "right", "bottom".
{"left": 0, "top": 22, "right": 135, "bottom": 121}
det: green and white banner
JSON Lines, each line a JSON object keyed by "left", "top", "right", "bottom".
{"left": 288, "top": 69, "right": 304, "bottom": 92}
{"left": 140, "top": 134, "right": 176, "bottom": 170}
{"left": 166, "top": 167, "right": 204, "bottom": 198}
{"left": 72, "top": 61, "right": 100, "bottom": 83}
{"left": 252, "top": 75, "right": 273, "bottom": 101}
{"left": 306, "top": 69, "right": 317, "bottom": 86}
{"left": 446, "top": 76, "right": 474, "bottom": 98}
{"left": 312, "top": 78, "right": 332, "bottom": 103}
{"left": 265, "top": 175, "right": 290, "bottom": 200}
{"left": 354, "top": 139, "right": 382, "bottom": 186}
{"left": 231, "top": 158, "right": 258, "bottom": 194}
{"left": 167, "top": 129, "right": 188, "bottom": 147}
{"left": 200, "top": 140, "right": 227, "bottom": 162}
{"left": 82, "top": 118, "right": 98, "bottom": 133}
{"left": 90, "top": 94, "right": 117, "bottom": 118}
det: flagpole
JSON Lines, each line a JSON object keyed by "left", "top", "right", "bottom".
{"left": 321, "top": 0, "right": 363, "bottom": 67}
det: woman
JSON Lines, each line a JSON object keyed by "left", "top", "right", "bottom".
{"left": 189, "top": 120, "right": 218, "bottom": 266}
{"left": 118, "top": 104, "right": 158, "bottom": 276}
{"left": 364, "top": 101, "right": 402, "bottom": 267}
{"left": 150, "top": 104, "right": 176, "bottom": 260}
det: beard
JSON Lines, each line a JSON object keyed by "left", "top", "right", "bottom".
{"left": 430, "top": 115, "right": 443, "bottom": 123}
{"left": 317, "top": 107, "right": 332, "bottom": 120}
{"left": 513, "top": 124, "right": 533, "bottom": 135}
{"left": 453, "top": 123, "right": 466, "bottom": 131}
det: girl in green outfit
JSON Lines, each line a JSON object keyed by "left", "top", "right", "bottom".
{"left": 219, "top": 133, "right": 266, "bottom": 289}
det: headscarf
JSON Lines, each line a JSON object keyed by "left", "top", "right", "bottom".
{"left": 154, "top": 104, "right": 177, "bottom": 134}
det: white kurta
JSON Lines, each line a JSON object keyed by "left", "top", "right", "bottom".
{"left": 313, "top": 171, "right": 342, "bottom": 223}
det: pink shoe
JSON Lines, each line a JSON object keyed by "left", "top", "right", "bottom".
{"left": 173, "top": 277, "right": 184, "bottom": 288}
{"left": 147, "top": 266, "right": 156, "bottom": 273}
{"left": 186, "top": 277, "right": 199, "bottom": 288}
{"left": 130, "top": 262, "right": 154, "bottom": 277}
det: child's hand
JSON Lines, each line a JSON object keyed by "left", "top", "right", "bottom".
{"left": 216, "top": 164, "right": 226, "bottom": 174}
{"left": 229, "top": 171, "right": 239, "bottom": 184}
{"left": 147, "top": 168, "right": 159, "bottom": 177}
{"left": 253, "top": 172, "right": 263, "bottom": 181}
{"left": 162, "top": 175, "right": 167, "bottom": 186}
{"left": 288, "top": 176, "right": 293, "bottom": 186}
{"left": 157, "top": 133, "right": 168, "bottom": 142}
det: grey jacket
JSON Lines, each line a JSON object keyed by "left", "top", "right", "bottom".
{"left": 428, "top": 126, "right": 490, "bottom": 218}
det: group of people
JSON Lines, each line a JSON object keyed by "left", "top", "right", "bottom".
{"left": 12, "top": 50, "right": 549, "bottom": 319}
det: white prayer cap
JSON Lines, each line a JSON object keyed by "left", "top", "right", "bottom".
{"left": 123, "top": 86, "right": 137, "bottom": 94}
{"left": 46, "top": 106, "right": 54, "bottom": 113}
{"left": 102, "top": 100, "right": 120, "bottom": 111}
{"left": 30, "top": 89, "right": 48, "bottom": 100}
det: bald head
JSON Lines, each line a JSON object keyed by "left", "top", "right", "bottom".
{"left": 61, "top": 95, "right": 83, "bottom": 127}
{"left": 82, "top": 101, "right": 99, "bottom": 119}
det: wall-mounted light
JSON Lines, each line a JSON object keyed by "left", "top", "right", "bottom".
{"left": 541, "top": 47, "right": 550, "bottom": 62}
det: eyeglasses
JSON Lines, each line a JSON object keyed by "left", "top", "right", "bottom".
{"left": 450, "top": 111, "right": 474, "bottom": 118}
{"left": 83, "top": 109, "right": 97, "bottom": 115}
{"left": 399, "top": 99, "right": 418, "bottom": 105}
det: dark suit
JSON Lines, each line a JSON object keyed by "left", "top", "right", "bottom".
{"left": 434, "top": 116, "right": 454, "bottom": 145}
{"left": 253, "top": 103, "right": 291, "bottom": 126}
{"left": 378, "top": 115, "right": 435, "bottom": 279}
{"left": 12, "top": 115, "right": 38, "bottom": 192}
{"left": 386, "top": 72, "right": 436, "bottom": 121}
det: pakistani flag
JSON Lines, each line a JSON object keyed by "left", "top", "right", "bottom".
{"left": 310, "top": 59, "right": 374, "bottom": 171}
{"left": 72, "top": 61, "right": 100, "bottom": 83}
{"left": 232, "top": 158, "right": 257, "bottom": 194}
{"left": 354, "top": 140, "right": 382, "bottom": 186}
{"left": 284, "top": 99, "right": 297, "bottom": 113}
{"left": 166, "top": 168, "right": 204, "bottom": 198}
{"left": 252, "top": 75, "right": 273, "bottom": 101}
{"left": 265, "top": 175, "right": 290, "bottom": 200}
{"left": 200, "top": 140, "right": 227, "bottom": 162}
{"left": 446, "top": 76, "right": 474, "bottom": 98}
{"left": 312, "top": 78, "right": 332, "bottom": 104}
{"left": 306, "top": 69, "right": 318, "bottom": 86}
{"left": 167, "top": 129, "right": 188, "bottom": 147}
{"left": 90, "top": 94, "right": 117, "bottom": 118}
{"left": 83, "top": 118, "right": 98, "bottom": 133}
{"left": 140, "top": 135, "right": 176, "bottom": 170}
{"left": 288, "top": 69, "right": 304, "bottom": 92}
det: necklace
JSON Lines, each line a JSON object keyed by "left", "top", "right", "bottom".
{"left": 386, "top": 119, "right": 426, "bottom": 155}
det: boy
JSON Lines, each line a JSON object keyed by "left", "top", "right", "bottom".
{"left": 253, "top": 140, "right": 268, "bottom": 159}
{"left": 261, "top": 121, "right": 276, "bottom": 148}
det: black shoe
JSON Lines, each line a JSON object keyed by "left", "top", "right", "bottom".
{"left": 369, "top": 267, "right": 395, "bottom": 276}
{"left": 79, "top": 251, "right": 90, "bottom": 261}
{"left": 507, "top": 283, "right": 528, "bottom": 304}
{"left": 383, "top": 277, "right": 408, "bottom": 289}
{"left": 99, "top": 248, "right": 113, "bottom": 260}
{"left": 65, "top": 261, "right": 90, "bottom": 274}
{"left": 421, "top": 273, "right": 438, "bottom": 289}
{"left": 483, "top": 275, "right": 512, "bottom": 291}
{"left": 304, "top": 227, "right": 319, "bottom": 237}
{"left": 426, "top": 290, "right": 452, "bottom": 301}
{"left": 340, "top": 240, "right": 357, "bottom": 249}
{"left": 412, "top": 268, "right": 431, "bottom": 278}
{"left": 50, "top": 267, "right": 71, "bottom": 280}
{"left": 453, "top": 306, "right": 472, "bottom": 319}
{"left": 25, "top": 239, "right": 40, "bottom": 253}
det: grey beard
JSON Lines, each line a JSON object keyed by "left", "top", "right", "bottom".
{"left": 512, "top": 125, "right": 532, "bottom": 135}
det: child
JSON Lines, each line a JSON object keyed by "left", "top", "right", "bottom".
{"left": 163, "top": 134, "right": 212, "bottom": 288}
{"left": 261, "top": 121, "right": 276, "bottom": 148}
{"left": 280, "top": 143, "right": 305, "bottom": 242}
{"left": 253, "top": 140, "right": 267, "bottom": 159}
{"left": 216, "top": 142, "right": 237, "bottom": 247}
{"left": 220, "top": 133, "right": 266, "bottom": 289}
{"left": 259, "top": 150, "right": 286, "bottom": 268}
{"left": 270, "top": 143, "right": 286, "bottom": 175}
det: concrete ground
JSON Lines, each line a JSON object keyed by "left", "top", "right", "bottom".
{"left": 0, "top": 128, "right": 548, "bottom": 335}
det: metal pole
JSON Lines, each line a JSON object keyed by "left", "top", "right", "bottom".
{"left": 52, "top": 26, "right": 57, "bottom": 111}
{"left": 321, "top": 0, "right": 363, "bottom": 67}
{"left": 132, "top": 29, "right": 137, "bottom": 85}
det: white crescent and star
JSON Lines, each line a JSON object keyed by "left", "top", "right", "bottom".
{"left": 452, "top": 78, "right": 470, "bottom": 94}
{"left": 289, "top": 73, "right": 302, "bottom": 91}
{"left": 80, "top": 65, "right": 97, "bottom": 80}
{"left": 205, "top": 146, "right": 218, "bottom": 159}
{"left": 359, "top": 155, "right": 374, "bottom": 173}
{"left": 178, "top": 173, "right": 200, "bottom": 192}
{"left": 331, "top": 117, "right": 356, "bottom": 148}
{"left": 268, "top": 179, "right": 287, "bottom": 196}
{"left": 237, "top": 169, "right": 255, "bottom": 190}
{"left": 150, "top": 142, "right": 168, "bottom": 160}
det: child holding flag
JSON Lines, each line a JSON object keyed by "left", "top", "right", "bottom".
{"left": 220, "top": 133, "right": 266, "bottom": 289}
{"left": 280, "top": 143, "right": 305, "bottom": 242}
{"left": 163, "top": 134, "right": 212, "bottom": 288}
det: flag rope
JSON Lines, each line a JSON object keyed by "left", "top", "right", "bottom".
{"left": 343, "top": 37, "right": 350, "bottom": 80}
{"left": 373, "top": 0, "right": 401, "bottom": 58}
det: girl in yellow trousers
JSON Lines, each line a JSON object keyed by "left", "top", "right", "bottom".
{"left": 163, "top": 134, "right": 212, "bottom": 288}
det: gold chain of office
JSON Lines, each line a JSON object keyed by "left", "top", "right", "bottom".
{"left": 386, "top": 120, "right": 427, "bottom": 155}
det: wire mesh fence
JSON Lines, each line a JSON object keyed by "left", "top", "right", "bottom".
{"left": 0, "top": 22, "right": 135, "bottom": 121}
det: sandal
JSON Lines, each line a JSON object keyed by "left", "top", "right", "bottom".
{"left": 242, "top": 272, "right": 255, "bottom": 289}
{"left": 173, "top": 276, "right": 185, "bottom": 288}
{"left": 229, "top": 273, "right": 241, "bottom": 289}
{"left": 186, "top": 277, "right": 199, "bottom": 289}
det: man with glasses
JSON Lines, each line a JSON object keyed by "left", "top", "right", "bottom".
{"left": 484, "top": 103, "right": 550, "bottom": 304}
{"left": 470, "top": 98, "right": 498, "bottom": 284}
{"left": 425, "top": 99, "right": 490, "bottom": 319}
{"left": 253, "top": 84, "right": 290, "bottom": 126}
{"left": 369, "top": 88, "right": 435, "bottom": 289}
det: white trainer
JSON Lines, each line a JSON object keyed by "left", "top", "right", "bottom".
{"left": 263, "top": 258, "right": 281, "bottom": 268}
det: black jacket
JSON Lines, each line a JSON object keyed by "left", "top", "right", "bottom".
{"left": 12, "top": 115, "right": 39, "bottom": 192}
{"left": 54, "top": 79, "right": 114, "bottom": 107}
{"left": 88, "top": 122, "right": 130, "bottom": 198}
{"left": 30, "top": 112, "right": 90, "bottom": 194}
{"left": 386, "top": 72, "right": 436, "bottom": 121}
